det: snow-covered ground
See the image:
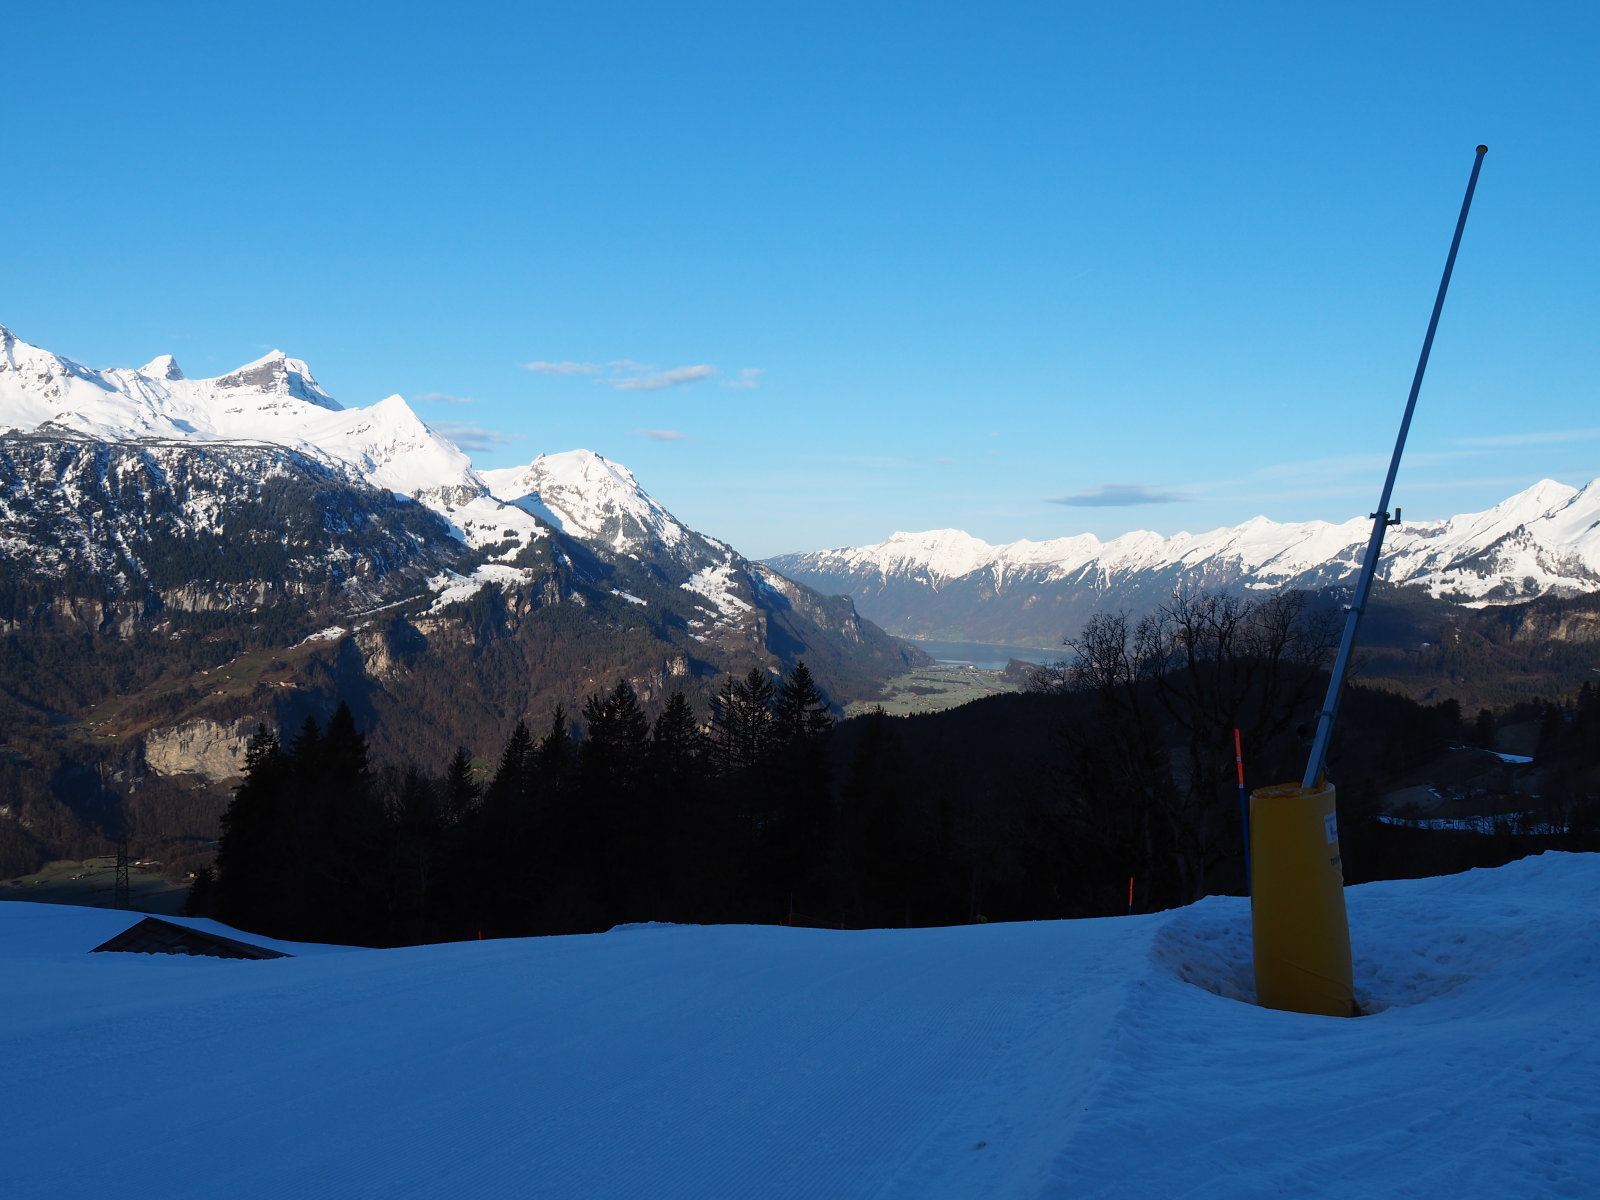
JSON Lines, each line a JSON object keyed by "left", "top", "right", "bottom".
{"left": 4, "top": 854, "right": 1596, "bottom": 1198}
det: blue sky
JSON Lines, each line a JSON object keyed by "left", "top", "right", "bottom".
{"left": 4, "top": 2, "right": 1595, "bottom": 558}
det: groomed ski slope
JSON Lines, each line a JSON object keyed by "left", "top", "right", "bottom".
{"left": 4, "top": 854, "right": 1596, "bottom": 1199}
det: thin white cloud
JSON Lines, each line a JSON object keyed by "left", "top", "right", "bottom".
{"left": 634, "top": 429, "right": 691, "bottom": 441}
{"left": 606, "top": 364, "right": 718, "bottom": 392}
{"left": 523, "top": 360, "right": 601, "bottom": 376}
{"left": 1453, "top": 428, "right": 1600, "bottom": 447}
{"left": 429, "top": 421, "right": 525, "bottom": 453}
{"left": 525, "top": 357, "right": 727, "bottom": 391}
{"left": 416, "top": 391, "right": 473, "bottom": 405}
{"left": 816, "top": 454, "right": 914, "bottom": 469}
{"left": 1049, "top": 483, "right": 1189, "bottom": 507}
{"left": 722, "top": 368, "right": 764, "bottom": 390}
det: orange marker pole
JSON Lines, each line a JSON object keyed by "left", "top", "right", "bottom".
{"left": 1127, "top": 876, "right": 1135, "bottom": 916}
{"left": 1235, "top": 728, "right": 1251, "bottom": 894}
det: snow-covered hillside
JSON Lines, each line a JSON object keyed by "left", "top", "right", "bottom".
{"left": 3, "top": 853, "right": 1594, "bottom": 1198}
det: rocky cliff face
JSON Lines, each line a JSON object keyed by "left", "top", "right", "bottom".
{"left": 143, "top": 718, "right": 257, "bottom": 782}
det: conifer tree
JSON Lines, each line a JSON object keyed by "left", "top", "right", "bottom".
{"left": 650, "top": 691, "right": 711, "bottom": 917}
{"left": 769, "top": 662, "right": 836, "bottom": 916}
{"left": 485, "top": 720, "right": 535, "bottom": 813}
{"left": 651, "top": 691, "right": 708, "bottom": 783}
{"left": 576, "top": 681, "right": 653, "bottom": 922}
{"left": 535, "top": 705, "right": 575, "bottom": 792}
{"left": 710, "top": 668, "right": 776, "bottom": 776}
{"left": 441, "top": 747, "right": 481, "bottom": 826}
{"left": 214, "top": 724, "right": 286, "bottom": 932}
{"left": 474, "top": 719, "right": 540, "bottom": 935}
{"left": 774, "top": 661, "right": 834, "bottom": 746}
{"left": 299, "top": 703, "right": 383, "bottom": 944}
{"left": 580, "top": 681, "right": 650, "bottom": 796}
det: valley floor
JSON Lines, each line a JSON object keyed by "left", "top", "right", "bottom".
{"left": 3, "top": 854, "right": 1596, "bottom": 1198}
{"left": 843, "top": 663, "right": 1020, "bottom": 716}
{"left": 0, "top": 858, "right": 189, "bottom": 915}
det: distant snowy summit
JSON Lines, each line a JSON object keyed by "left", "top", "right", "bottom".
{"left": 768, "top": 480, "right": 1600, "bottom": 644}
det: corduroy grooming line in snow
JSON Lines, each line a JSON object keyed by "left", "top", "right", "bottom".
{"left": 1251, "top": 145, "right": 1489, "bottom": 1018}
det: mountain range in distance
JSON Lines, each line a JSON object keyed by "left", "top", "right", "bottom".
{"left": 5, "top": 313, "right": 1597, "bottom": 751}
{"left": 768, "top": 479, "right": 1600, "bottom": 647}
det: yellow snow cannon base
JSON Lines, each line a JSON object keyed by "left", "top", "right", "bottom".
{"left": 1249, "top": 782, "right": 1358, "bottom": 1018}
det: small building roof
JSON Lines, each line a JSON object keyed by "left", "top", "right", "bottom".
{"left": 90, "top": 916, "right": 290, "bottom": 960}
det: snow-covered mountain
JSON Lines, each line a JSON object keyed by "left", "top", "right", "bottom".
{"left": 0, "top": 323, "right": 923, "bottom": 768}
{"left": 0, "top": 323, "right": 544, "bottom": 550}
{"left": 768, "top": 480, "right": 1600, "bottom": 645}
{"left": 482, "top": 450, "right": 707, "bottom": 566}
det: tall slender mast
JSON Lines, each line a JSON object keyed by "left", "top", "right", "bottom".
{"left": 1302, "top": 145, "right": 1488, "bottom": 789}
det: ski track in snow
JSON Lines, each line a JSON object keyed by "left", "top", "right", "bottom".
{"left": 3, "top": 855, "right": 1598, "bottom": 1198}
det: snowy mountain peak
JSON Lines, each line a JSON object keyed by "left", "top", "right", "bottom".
{"left": 481, "top": 449, "right": 691, "bottom": 555}
{"left": 213, "top": 349, "right": 340, "bottom": 410}
{"left": 139, "top": 353, "right": 185, "bottom": 381}
{"left": 1488, "top": 478, "right": 1579, "bottom": 524}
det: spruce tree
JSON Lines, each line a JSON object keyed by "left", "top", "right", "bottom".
{"left": 579, "top": 680, "right": 653, "bottom": 922}
{"left": 651, "top": 691, "right": 708, "bottom": 783}
{"left": 710, "top": 668, "right": 776, "bottom": 776}
{"left": 651, "top": 691, "right": 711, "bottom": 917}
{"left": 769, "top": 662, "right": 836, "bottom": 918}
{"left": 441, "top": 747, "right": 481, "bottom": 826}
{"left": 214, "top": 724, "right": 286, "bottom": 932}
{"left": 774, "top": 661, "right": 834, "bottom": 746}
{"left": 485, "top": 720, "right": 535, "bottom": 813}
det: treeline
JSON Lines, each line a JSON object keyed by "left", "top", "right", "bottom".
{"left": 193, "top": 589, "right": 1600, "bottom": 948}
{"left": 201, "top": 663, "right": 848, "bottom": 946}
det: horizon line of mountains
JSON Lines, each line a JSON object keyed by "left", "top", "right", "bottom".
{"left": 4, "top": 319, "right": 1597, "bottom": 663}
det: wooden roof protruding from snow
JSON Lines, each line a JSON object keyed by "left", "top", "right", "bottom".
{"left": 90, "top": 916, "right": 290, "bottom": 960}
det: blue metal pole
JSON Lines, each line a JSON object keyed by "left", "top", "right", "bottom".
{"left": 1302, "top": 145, "right": 1488, "bottom": 789}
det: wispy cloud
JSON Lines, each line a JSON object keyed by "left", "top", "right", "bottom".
{"left": 816, "top": 454, "right": 914, "bottom": 469}
{"left": 430, "top": 421, "right": 524, "bottom": 453}
{"left": 416, "top": 391, "right": 473, "bottom": 405}
{"left": 524, "top": 356, "right": 727, "bottom": 391}
{"left": 523, "top": 360, "right": 601, "bottom": 376}
{"left": 606, "top": 364, "right": 718, "bottom": 392}
{"left": 1049, "top": 483, "right": 1189, "bottom": 507}
{"left": 634, "top": 429, "right": 690, "bottom": 441}
{"left": 1453, "top": 428, "right": 1600, "bottom": 447}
